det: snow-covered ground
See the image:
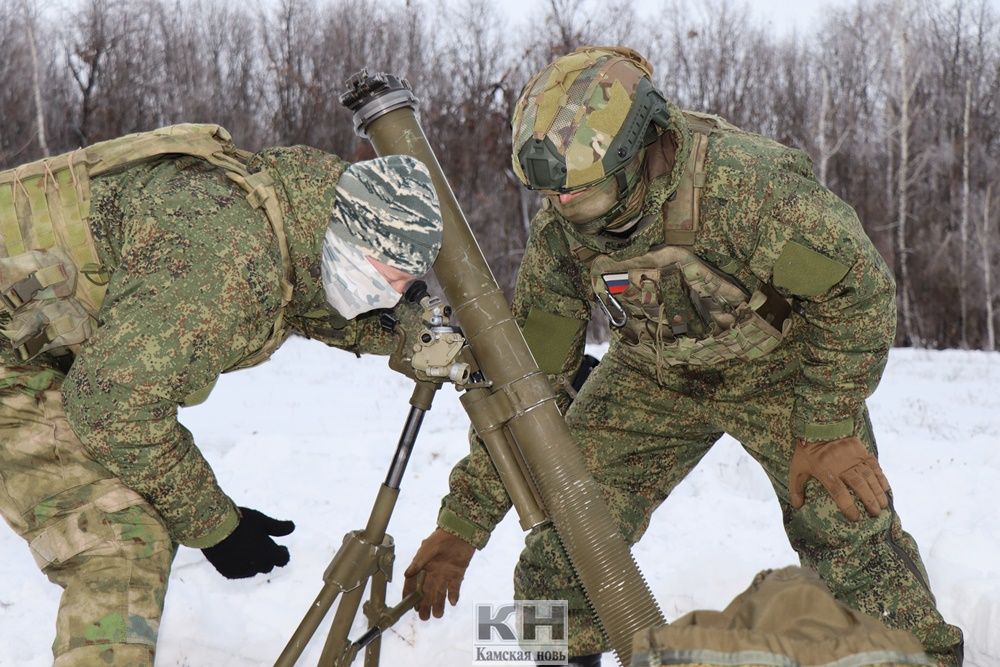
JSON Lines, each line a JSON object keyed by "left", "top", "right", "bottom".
{"left": 0, "top": 340, "right": 997, "bottom": 666}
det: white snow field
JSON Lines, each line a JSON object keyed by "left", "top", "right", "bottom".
{"left": 0, "top": 339, "right": 997, "bottom": 666}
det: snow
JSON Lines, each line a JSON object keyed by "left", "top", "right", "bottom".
{"left": 0, "top": 340, "right": 997, "bottom": 666}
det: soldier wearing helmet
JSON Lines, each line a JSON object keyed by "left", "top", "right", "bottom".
{"left": 404, "top": 47, "right": 963, "bottom": 666}
{"left": 0, "top": 128, "right": 442, "bottom": 666}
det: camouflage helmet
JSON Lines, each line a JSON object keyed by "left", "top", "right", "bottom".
{"left": 330, "top": 154, "right": 443, "bottom": 276}
{"left": 511, "top": 46, "right": 670, "bottom": 194}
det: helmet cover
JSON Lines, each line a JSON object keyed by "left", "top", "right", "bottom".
{"left": 511, "top": 46, "right": 666, "bottom": 193}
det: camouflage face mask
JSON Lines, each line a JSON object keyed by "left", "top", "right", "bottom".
{"left": 321, "top": 225, "right": 402, "bottom": 319}
{"left": 548, "top": 150, "right": 648, "bottom": 235}
{"left": 549, "top": 174, "right": 620, "bottom": 224}
{"left": 333, "top": 155, "right": 443, "bottom": 276}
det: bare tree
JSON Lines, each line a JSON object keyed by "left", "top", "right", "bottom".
{"left": 959, "top": 77, "right": 971, "bottom": 347}
{"left": 64, "top": 0, "right": 116, "bottom": 144}
{"left": 428, "top": 0, "right": 528, "bottom": 294}
{"left": 891, "top": 4, "right": 919, "bottom": 345}
{"left": 261, "top": 0, "right": 317, "bottom": 146}
{"left": 815, "top": 64, "right": 852, "bottom": 186}
{"left": 20, "top": 0, "right": 48, "bottom": 156}
{"left": 0, "top": 0, "right": 997, "bottom": 348}
{"left": 980, "top": 185, "right": 996, "bottom": 350}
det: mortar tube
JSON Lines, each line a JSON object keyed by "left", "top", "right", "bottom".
{"left": 341, "top": 72, "right": 664, "bottom": 665}
{"left": 460, "top": 386, "right": 547, "bottom": 530}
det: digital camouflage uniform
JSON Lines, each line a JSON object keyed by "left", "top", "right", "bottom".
{"left": 437, "top": 99, "right": 964, "bottom": 664}
{"left": 0, "top": 144, "right": 411, "bottom": 665}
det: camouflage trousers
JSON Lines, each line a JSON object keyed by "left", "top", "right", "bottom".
{"left": 513, "top": 341, "right": 964, "bottom": 665}
{"left": 0, "top": 368, "right": 175, "bottom": 666}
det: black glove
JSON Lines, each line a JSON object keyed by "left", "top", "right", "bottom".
{"left": 201, "top": 507, "right": 295, "bottom": 579}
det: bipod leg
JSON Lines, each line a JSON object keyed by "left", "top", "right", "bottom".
{"left": 275, "top": 578, "right": 348, "bottom": 666}
{"left": 275, "top": 382, "right": 438, "bottom": 667}
{"left": 351, "top": 579, "right": 423, "bottom": 665}
{"left": 319, "top": 586, "right": 366, "bottom": 666}
{"left": 363, "top": 569, "right": 388, "bottom": 666}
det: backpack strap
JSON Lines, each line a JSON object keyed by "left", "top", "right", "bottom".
{"left": 661, "top": 129, "right": 709, "bottom": 246}
{"left": 88, "top": 124, "right": 295, "bottom": 370}
{"left": 225, "top": 168, "right": 295, "bottom": 370}
{"left": 0, "top": 124, "right": 295, "bottom": 368}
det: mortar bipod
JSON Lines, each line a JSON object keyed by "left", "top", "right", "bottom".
{"left": 274, "top": 380, "right": 438, "bottom": 667}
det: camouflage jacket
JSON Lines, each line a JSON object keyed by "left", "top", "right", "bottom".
{"left": 439, "top": 104, "right": 897, "bottom": 548}
{"left": 56, "top": 146, "right": 399, "bottom": 548}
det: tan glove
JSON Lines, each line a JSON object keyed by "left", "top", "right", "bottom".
{"left": 403, "top": 528, "right": 476, "bottom": 620}
{"left": 789, "top": 435, "right": 891, "bottom": 521}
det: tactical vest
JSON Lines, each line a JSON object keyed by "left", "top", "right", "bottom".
{"left": 0, "top": 124, "right": 293, "bottom": 370}
{"left": 571, "top": 114, "right": 793, "bottom": 366}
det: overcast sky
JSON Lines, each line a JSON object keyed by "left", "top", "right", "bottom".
{"left": 495, "top": 0, "right": 1000, "bottom": 37}
{"left": 495, "top": 0, "right": 849, "bottom": 34}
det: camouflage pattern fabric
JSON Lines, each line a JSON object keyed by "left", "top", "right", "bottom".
{"left": 330, "top": 155, "right": 442, "bottom": 275}
{"left": 57, "top": 149, "right": 404, "bottom": 547}
{"left": 54, "top": 156, "right": 284, "bottom": 551}
{"left": 0, "top": 145, "right": 415, "bottom": 663}
{"left": 631, "top": 566, "right": 932, "bottom": 666}
{"left": 322, "top": 224, "right": 405, "bottom": 318}
{"left": 509, "top": 345, "right": 960, "bottom": 662}
{"left": 321, "top": 155, "right": 443, "bottom": 318}
{"left": 248, "top": 145, "right": 425, "bottom": 350}
{"left": 437, "top": 106, "right": 964, "bottom": 664}
{"left": 511, "top": 46, "right": 655, "bottom": 191}
{"left": 0, "top": 374, "right": 174, "bottom": 666}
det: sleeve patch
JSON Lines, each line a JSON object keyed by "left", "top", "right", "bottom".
{"left": 521, "top": 307, "right": 585, "bottom": 374}
{"left": 772, "top": 239, "right": 850, "bottom": 297}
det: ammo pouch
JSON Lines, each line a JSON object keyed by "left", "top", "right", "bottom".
{"left": 0, "top": 248, "right": 95, "bottom": 360}
{"left": 0, "top": 124, "right": 293, "bottom": 365}
{"left": 571, "top": 117, "right": 794, "bottom": 367}
{"left": 587, "top": 245, "right": 792, "bottom": 367}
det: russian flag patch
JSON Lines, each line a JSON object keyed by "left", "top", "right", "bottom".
{"left": 602, "top": 272, "right": 630, "bottom": 295}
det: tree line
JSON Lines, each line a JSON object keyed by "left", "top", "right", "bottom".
{"left": 1, "top": 0, "right": 997, "bottom": 349}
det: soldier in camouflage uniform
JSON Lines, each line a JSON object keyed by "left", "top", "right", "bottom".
{"left": 403, "top": 47, "right": 964, "bottom": 666}
{"left": 0, "top": 127, "right": 442, "bottom": 666}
